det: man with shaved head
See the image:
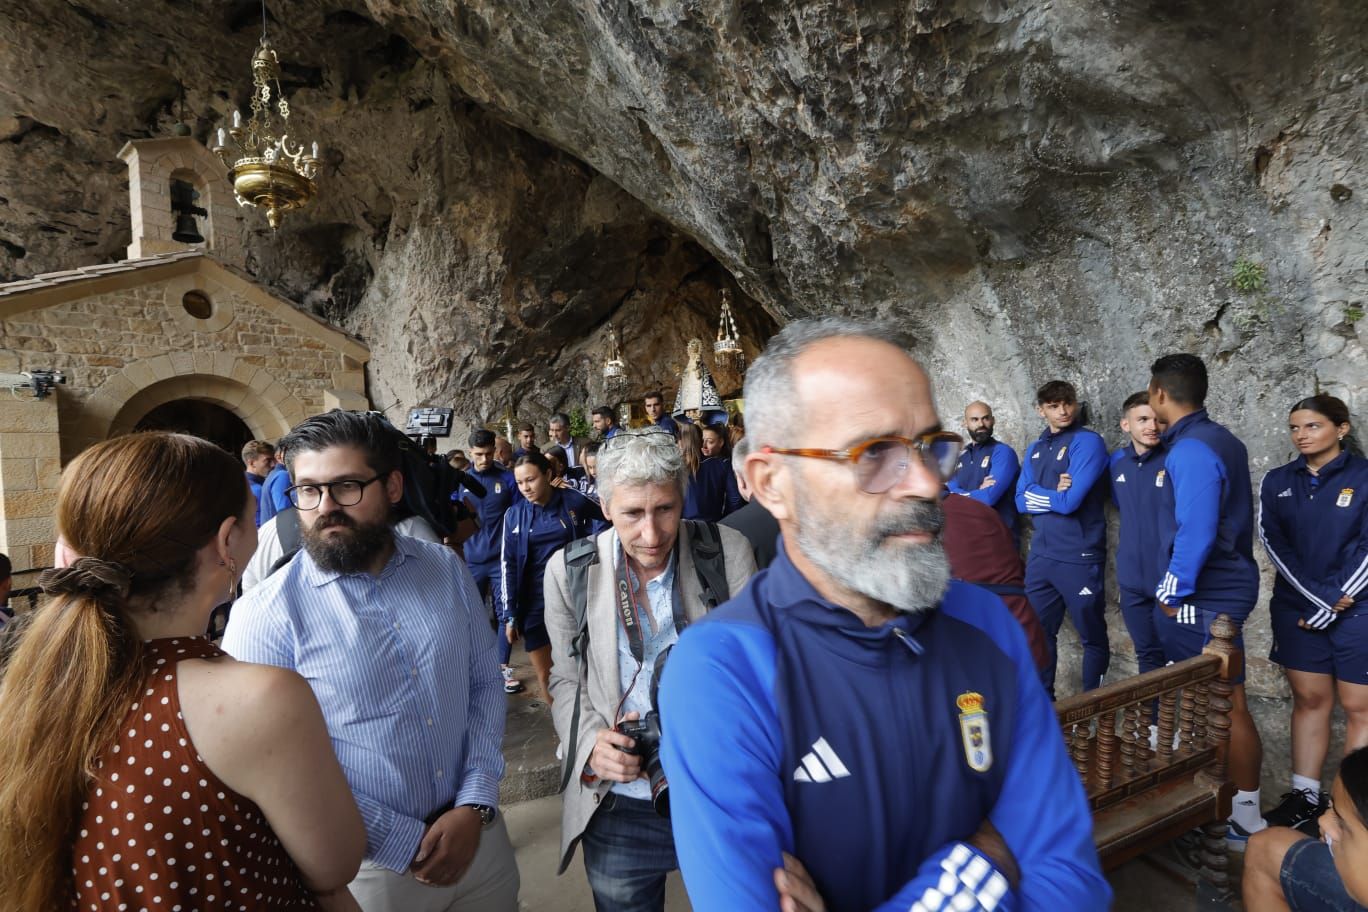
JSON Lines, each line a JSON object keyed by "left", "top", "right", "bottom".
{"left": 947, "top": 401, "right": 1021, "bottom": 540}
{"left": 659, "top": 318, "right": 1108, "bottom": 912}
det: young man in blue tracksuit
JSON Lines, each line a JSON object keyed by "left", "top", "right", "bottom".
{"left": 258, "top": 459, "right": 293, "bottom": 525}
{"left": 1109, "top": 391, "right": 1171, "bottom": 675}
{"left": 1258, "top": 395, "right": 1368, "bottom": 832}
{"left": 1014, "top": 380, "right": 1110, "bottom": 697}
{"left": 459, "top": 428, "right": 521, "bottom": 692}
{"left": 1148, "top": 353, "right": 1265, "bottom": 845}
{"left": 660, "top": 321, "right": 1109, "bottom": 912}
{"left": 947, "top": 400, "right": 1020, "bottom": 541}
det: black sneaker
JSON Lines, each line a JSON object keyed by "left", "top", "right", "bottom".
{"left": 1298, "top": 791, "right": 1331, "bottom": 838}
{"left": 1265, "top": 789, "right": 1323, "bottom": 831}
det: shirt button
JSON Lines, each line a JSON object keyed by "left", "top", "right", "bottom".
{"left": 435, "top": 770, "right": 443, "bottom": 779}
{"left": 393, "top": 622, "right": 401, "bottom": 630}
{"left": 426, "top": 717, "right": 434, "bottom": 727}
{"left": 411, "top": 667, "right": 418, "bottom": 677}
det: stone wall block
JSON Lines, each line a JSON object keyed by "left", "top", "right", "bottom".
{"left": 0, "top": 458, "right": 37, "bottom": 492}
{"left": 147, "top": 355, "right": 176, "bottom": 381}
{"left": 169, "top": 351, "right": 195, "bottom": 375}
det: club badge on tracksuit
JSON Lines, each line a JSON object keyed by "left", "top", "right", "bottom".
{"left": 1340, "top": 488, "right": 1355, "bottom": 508}
{"left": 957, "top": 692, "right": 992, "bottom": 773}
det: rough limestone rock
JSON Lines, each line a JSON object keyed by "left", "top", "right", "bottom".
{"left": 1, "top": 0, "right": 1365, "bottom": 695}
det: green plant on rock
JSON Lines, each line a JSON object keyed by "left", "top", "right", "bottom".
{"left": 568, "top": 408, "right": 593, "bottom": 439}
{"left": 1231, "top": 257, "right": 1267, "bottom": 294}
{"left": 1345, "top": 303, "right": 1365, "bottom": 324}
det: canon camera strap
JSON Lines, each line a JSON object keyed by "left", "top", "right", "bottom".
{"left": 614, "top": 539, "right": 686, "bottom": 665}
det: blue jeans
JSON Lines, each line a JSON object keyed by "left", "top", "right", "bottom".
{"left": 581, "top": 793, "right": 677, "bottom": 912}
{"left": 1280, "top": 835, "right": 1366, "bottom": 911}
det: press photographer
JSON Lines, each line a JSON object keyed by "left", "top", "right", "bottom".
{"left": 543, "top": 429, "right": 756, "bottom": 910}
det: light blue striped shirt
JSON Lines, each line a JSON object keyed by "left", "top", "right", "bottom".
{"left": 222, "top": 534, "right": 505, "bottom": 873}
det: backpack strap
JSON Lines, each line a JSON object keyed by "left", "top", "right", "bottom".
{"left": 685, "top": 519, "right": 731, "bottom": 610}
{"left": 268, "top": 508, "right": 302, "bottom": 577}
{"left": 558, "top": 535, "right": 600, "bottom": 793}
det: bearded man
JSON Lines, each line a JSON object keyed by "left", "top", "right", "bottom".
{"left": 223, "top": 410, "right": 519, "bottom": 912}
{"left": 946, "top": 401, "right": 1021, "bottom": 540}
{"left": 658, "top": 319, "right": 1109, "bottom": 912}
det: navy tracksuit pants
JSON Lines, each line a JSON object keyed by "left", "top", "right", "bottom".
{"left": 1026, "top": 556, "right": 1108, "bottom": 697}
{"left": 470, "top": 559, "right": 512, "bottom": 665}
{"left": 1118, "top": 586, "right": 1172, "bottom": 676}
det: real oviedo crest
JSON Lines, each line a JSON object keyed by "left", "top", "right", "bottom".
{"left": 957, "top": 691, "right": 993, "bottom": 773}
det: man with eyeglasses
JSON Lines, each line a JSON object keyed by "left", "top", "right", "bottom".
{"left": 1013, "top": 380, "right": 1111, "bottom": 697}
{"left": 659, "top": 318, "right": 1108, "bottom": 912}
{"left": 224, "top": 410, "right": 519, "bottom": 911}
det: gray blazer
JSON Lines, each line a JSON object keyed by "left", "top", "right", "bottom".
{"left": 543, "top": 522, "right": 758, "bottom": 873}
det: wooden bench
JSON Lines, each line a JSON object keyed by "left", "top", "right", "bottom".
{"left": 1054, "top": 613, "right": 1241, "bottom": 894}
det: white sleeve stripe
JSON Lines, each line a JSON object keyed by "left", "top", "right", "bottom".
{"left": 1258, "top": 500, "right": 1334, "bottom": 611}
{"left": 960, "top": 855, "right": 991, "bottom": 891}
{"left": 916, "top": 887, "right": 946, "bottom": 911}
{"left": 936, "top": 871, "right": 958, "bottom": 896}
{"left": 979, "top": 872, "right": 1008, "bottom": 907}
{"left": 1342, "top": 553, "right": 1368, "bottom": 596}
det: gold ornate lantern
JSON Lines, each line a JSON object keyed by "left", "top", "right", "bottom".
{"left": 715, "top": 289, "right": 742, "bottom": 356}
{"left": 211, "top": 7, "right": 320, "bottom": 229}
{"left": 602, "top": 322, "right": 626, "bottom": 382}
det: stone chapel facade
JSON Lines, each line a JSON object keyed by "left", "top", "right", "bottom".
{"left": 0, "top": 136, "right": 369, "bottom": 576}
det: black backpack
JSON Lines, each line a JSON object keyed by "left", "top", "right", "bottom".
{"left": 558, "top": 520, "right": 730, "bottom": 791}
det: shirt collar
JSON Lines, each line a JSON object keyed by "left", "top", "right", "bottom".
{"left": 1295, "top": 448, "right": 1351, "bottom": 477}
{"left": 1160, "top": 408, "right": 1208, "bottom": 445}
{"left": 299, "top": 528, "right": 415, "bottom": 588}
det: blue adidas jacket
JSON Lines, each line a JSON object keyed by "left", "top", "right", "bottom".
{"left": 258, "top": 464, "right": 293, "bottom": 525}
{"left": 1153, "top": 410, "right": 1258, "bottom": 610}
{"left": 457, "top": 464, "right": 517, "bottom": 567}
{"left": 1259, "top": 451, "right": 1368, "bottom": 624}
{"left": 948, "top": 439, "right": 1020, "bottom": 535}
{"left": 496, "top": 488, "right": 601, "bottom": 627}
{"left": 1110, "top": 444, "right": 1168, "bottom": 593}
{"left": 1014, "top": 424, "right": 1108, "bottom": 563}
{"left": 659, "top": 545, "right": 1109, "bottom": 912}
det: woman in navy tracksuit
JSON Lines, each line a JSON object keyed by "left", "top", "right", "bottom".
{"left": 498, "top": 452, "right": 601, "bottom": 703}
{"left": 1260, "top": 395, "right": 1368, "bottom": 833}
{"left": 680, "top": 423, "right": 742, "bottom": 522}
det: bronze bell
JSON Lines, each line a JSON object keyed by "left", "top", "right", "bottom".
{"left": 172, "top": 212, "right": 204, "bottom": 244}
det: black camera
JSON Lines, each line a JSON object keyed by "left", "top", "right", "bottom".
{"left": 616, "top": 712, "right": 669, "bottom": 818}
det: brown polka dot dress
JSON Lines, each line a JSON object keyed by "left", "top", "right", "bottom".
{"left": 71, "top": 637, "right": 320, "bottom": 910}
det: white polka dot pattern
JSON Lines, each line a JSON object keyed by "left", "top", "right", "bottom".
{"left": 71, "top": 638, "right": 319, "bottom": 910}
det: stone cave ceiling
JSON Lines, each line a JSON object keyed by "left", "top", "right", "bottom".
{"left": 0, "top": 0, "right": 1363, "bottom": 454}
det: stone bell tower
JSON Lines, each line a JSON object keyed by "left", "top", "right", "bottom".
{"left": 117, "top": 136, "right": 245, "bottom": 264}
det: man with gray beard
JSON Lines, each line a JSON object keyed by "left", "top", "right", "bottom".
{"left": 659, "top": 318, "right": 1108, "bottom": 912}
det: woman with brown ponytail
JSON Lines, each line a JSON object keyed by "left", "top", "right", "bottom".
{"left": 0, "top": 432, "right": 365, "bottom": 911}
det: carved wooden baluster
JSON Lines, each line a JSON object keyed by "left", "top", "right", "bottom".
{"left": 1198, "top": 614, "right": 1240, "bottom": 898}
{"left": 1119, "top": 705, "right": 1138, "bottom": 776}
{"left": 1070, "top": 721, "right": 1093, "bottom": 790}
{"left": 1157, "top": 690, "right": 1178, "bottom": 765}
{"left": 1179, "top": 685, "right": 1197, "bottom": 753}
{"left": 1097, "top": 711, "right": 1117, "bottom": 789}
{"left": 1135, "top": 701, "right": 1154, "bottom": 770}
{"left": 1193, "top": 681, "right": 1211, "bottom": 748}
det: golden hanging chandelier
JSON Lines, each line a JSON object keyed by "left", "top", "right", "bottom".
{"left": 211, "top": 3, "right": 320, "bottom": 229}
{"left": 715, "top": 289, "right": 742, "bottom": 356}
{"left": 602, "top": 322, "right": 627, "bottom": 382}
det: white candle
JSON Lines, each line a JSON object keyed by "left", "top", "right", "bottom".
{"left": 217, "top": 127, "right": 226, "bottom": 147}
{"left": 232, "top": 110, "right": 241, "bottom": 128}
{"left": 311, "top": 142, "right": 319, "bottom": 159}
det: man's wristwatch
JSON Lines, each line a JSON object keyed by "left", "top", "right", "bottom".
{"left": 462, "top": 803, "right": 496, "bottom": 825}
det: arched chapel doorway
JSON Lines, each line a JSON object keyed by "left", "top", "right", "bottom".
{"left": 134, "top": 399, "right": 254, "bottom": 455}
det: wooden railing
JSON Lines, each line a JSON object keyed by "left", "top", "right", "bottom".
{"left": 1055, "top": 614, "right": 1240, "bottom": 894}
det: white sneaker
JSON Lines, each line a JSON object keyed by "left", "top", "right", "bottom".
{"left": 501, "top": 666, "right": 525, "bottom": 694}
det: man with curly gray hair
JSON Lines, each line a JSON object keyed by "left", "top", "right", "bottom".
{"left": 543, "top": 428, "right": 756, "bottom": 910}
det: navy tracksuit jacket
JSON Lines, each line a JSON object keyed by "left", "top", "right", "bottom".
{"left": 456, "top": 463, "right": 517, "bottom": 591}
{"left": 660, "top": 546, "right": 1110, "bottom": 912}
{"left": 947, "top": 439, "right": 1021, "bottom": 538}
{"left": 1153, "top": 410, "right": 1259, "bottom": 621}
{"left": 1014, "top": 423, "right": 1109, "bottom": 693}
{"left": 1110, "top": 443, "right": 1171, "bottom": 673}
{"left": 1259, "top": 451, "right": 1368, "bottom": 627}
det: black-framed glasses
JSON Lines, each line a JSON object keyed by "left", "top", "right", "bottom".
{"left": 764, "top": 431, "right": 964, "bottom": 494}
{"left": 286, "top": 475, "right": 384, "bottom": 510}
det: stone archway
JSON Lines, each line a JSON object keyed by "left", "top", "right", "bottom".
{"left": 69, "top": 353, "right": 307, "bottom": 459}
